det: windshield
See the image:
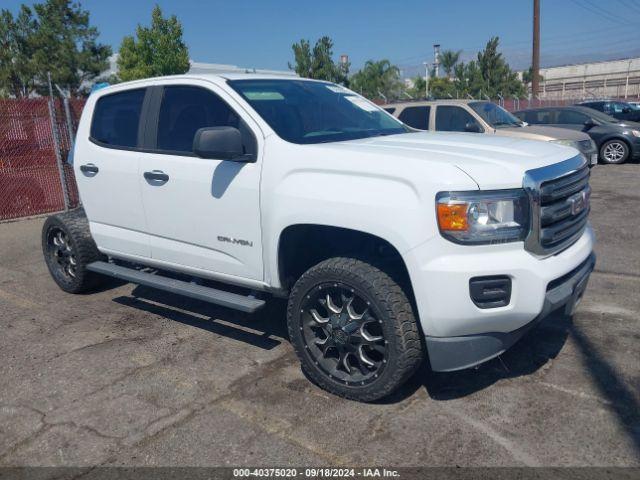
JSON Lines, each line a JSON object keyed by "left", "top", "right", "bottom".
{"left": 469, "top": 101, "right": 523, "bottom": 128}
{"left": 228, "top": 79, "right": 408, "bottom": 144}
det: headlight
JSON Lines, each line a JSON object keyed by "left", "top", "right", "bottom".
{"left": 436, "top": 190, "right": 530, "bottom": 244}
{"left": 631, "top": 130, "right": 640, "bottom": 137}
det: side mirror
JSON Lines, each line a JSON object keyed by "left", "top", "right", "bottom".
{"left": 583, "top": 118, "right": 597, "bottom": 130}
{"left": 193, "top": 126, "right": 254, "bottom": 162}
{"left": 464, "top": 122, "right": 481, "bottom": 133}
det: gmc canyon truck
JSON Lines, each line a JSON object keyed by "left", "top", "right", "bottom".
{"left": 42, "top": 75, "right": 595, "bottom": 401}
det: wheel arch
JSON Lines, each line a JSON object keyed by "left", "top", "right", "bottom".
{"left": 275, "top": 223, "right": 417, "bottom": 311}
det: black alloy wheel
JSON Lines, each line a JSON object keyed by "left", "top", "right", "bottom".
{"left": 299, "top": 282, "right": 387, "bottom": 386}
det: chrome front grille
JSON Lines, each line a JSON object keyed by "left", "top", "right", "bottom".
{"left": 524, "top": 155, "right": 590, "bottom": 256}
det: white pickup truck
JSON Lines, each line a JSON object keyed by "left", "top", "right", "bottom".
{"left": 42, "top": 74, "right": 595, "bottom": 401}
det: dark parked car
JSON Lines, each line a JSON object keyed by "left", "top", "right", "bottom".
{"left": 577, "top": 100, "right": 640, "bottom": 123}
{"left": 514, "top": 106, "right": 640, "bottom": 164}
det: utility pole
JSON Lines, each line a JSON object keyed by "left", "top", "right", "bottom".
{"left": 531, "top": 0, "right": 540, "bottom": 98}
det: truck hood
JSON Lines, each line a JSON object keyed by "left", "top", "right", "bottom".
{"left": 494, "top": 124, "right": 591, "bottom": 141}
{"left": 319, "top": 131, "right": 580, "bottom": 190}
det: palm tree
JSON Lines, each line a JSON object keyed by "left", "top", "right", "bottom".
{"left": 439, "top": 50, "right": 461, "bottom": 78}
{"left": 350, "top": 59, "right": 403, "bottom": 101}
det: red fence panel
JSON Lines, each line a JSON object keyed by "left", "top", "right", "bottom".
{"left": 0, "top": 97, "right": 86, "bottom": 221}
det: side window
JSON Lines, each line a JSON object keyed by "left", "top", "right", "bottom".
{"left": 611, "top": 102, "right": 626, "bottom": 113}
{"left": 156, "top": 86, "right": 256, "bottom": 156}
{"left": 435, "top": 106, "right": 478, "bottom": 132}
{"left": 383, "top": 107, "right": 396, "bottom": 114}
{"left": 398, "top": 106, "right": 430, "bottom": 130}
{"left": 557, "top": 110, "right": 589, "bottom": 124}
{"left": 90, "top": 88, "right": 146, "bottom": 148}
{"left": 537, "top": 110, "right": 556, "bottom": 124}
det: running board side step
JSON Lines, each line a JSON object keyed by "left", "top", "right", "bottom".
{"left": 86, "top": 261, "right": 266, "bottom": 313}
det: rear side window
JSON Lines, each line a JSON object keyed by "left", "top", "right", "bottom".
{"left": 435, "top": 106, "right": 477, "bottom": 132}
{"left": 383, "top": 107, "right": 396, "bottom": 114}
{"left": 584, "top": 102, "right": 604, "bottom": 112}
{"left": 90, "top": 89, "right": 146, "bottom": 148}
{"left": 155, "top": 86, "right": 256, "bottom": 156}
{"left": 523, "top": 109, "right": 555, "bottom": 124}
{"left": 557, "top": 110, "right": 589, "bottom": 124}
{"left": 398, "top": 106, "right": 430, "bottom": 130}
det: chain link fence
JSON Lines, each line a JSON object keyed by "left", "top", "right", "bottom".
{"left": 0, "top": 97, "right": 86, "bottom": 222}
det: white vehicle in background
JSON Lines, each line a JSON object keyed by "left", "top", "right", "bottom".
{"left": 42, "top": 75, "right": 595, "bottom": 401}
{"left": 384, "top": 99, "right": 599, "bottom": 166}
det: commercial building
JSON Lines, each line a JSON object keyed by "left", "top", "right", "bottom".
{"left": 533, "top": 57, "right": 640, "bottom": 100}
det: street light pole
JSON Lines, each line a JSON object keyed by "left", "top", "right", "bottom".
{"left": 423, "top": 62, "right": 430, "bottom": 99}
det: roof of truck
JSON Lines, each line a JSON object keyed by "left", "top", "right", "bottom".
{"left": 383, "top": 99, "right": 488, "bottom": 108}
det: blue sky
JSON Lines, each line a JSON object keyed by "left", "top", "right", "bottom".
{"left": 4, "top": 0, "right": 640, "bottom": 76}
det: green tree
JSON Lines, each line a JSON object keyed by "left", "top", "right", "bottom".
{"left": 429, "top": 77, "right": 455, "bottom": 99}
{"left": 522, "top": 66, "right": 543, "bottom": 86}
{"left": 117, "top": 5, "right": 190, "bottom": 82}
{"left": 0, "top": 0, "right": 110, "bottom": 97}
{"left": 288, "top": 36, "right": 348, "bottom": 84}
{"left": 439, "top": 49, "right": 461, "bottom": 77}
{"left": 407, "top": 75, "right": 426, "bottom": 99}
{"left": 0, "top": 6, "right": 37, "bottom": 97}
{"left": 349, "top": 60, "right": 403, "bottom": 102}
{"left": 453, "top": 37, "right": 525, "bottom": 99}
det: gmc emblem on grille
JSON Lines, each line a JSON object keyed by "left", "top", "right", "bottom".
{"left": 568, "top": 190, "right": 589, "bottom": 215}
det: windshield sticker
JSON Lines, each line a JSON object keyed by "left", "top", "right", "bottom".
{"left": 344, "top": 95, "right": 379, "bottom": 112}
{"left": 244, "top": 91, "right": 284, "bottom": 100}
{"left": 326, "top": 85, "right": 351, "bottom": 94}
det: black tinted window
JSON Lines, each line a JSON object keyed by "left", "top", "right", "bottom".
{"left": 521, "top": 110, "right": 555, "bottom": 124}
{"left": 435, "top": 106, "right": 478, "bottom": 132}
{"left": 383, "top": 107, "right": 396, "bottom": 114}
{"left": 91, "top": 89, "right": 145, "bottom": 148}
{"left": 157, "top": 86, "right": 254, "bottom": 155}
{"left": 557, "top": 110, "right": 589, "bottom": 124}
{"left": 399, "top": 106, "right": 430, "bottom": 130}
{"left": 584, "top": 102, "right": 604, "bottom": 112}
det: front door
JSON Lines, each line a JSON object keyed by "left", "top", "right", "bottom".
{"left": 138, "top": 83, "right": 264, "bottom": 281}
{"left": 74, "top": 87, "right": 151, "bottom": 258}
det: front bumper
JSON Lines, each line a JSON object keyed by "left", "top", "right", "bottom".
{"left": 631, "top": 138, "right": 640, "bottom": 160}
{"left": 426, "top": 252, "right": 595, "bottom": 372}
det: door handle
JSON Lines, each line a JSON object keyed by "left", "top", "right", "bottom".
{"left": 80, "top": 163, "right": 99, "bottom": 174}
{"left": 144, "top": 170, "right": 169, "bottom": 183}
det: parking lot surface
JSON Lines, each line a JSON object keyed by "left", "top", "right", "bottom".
{"left": 0, "top": 165, "right": 639, "bottom": 468}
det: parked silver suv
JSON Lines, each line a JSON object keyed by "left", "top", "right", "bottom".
{"left": 384, "top": 100, "right": 598, "bottom": 165}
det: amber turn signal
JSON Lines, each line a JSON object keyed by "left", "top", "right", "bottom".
{"left": 437, "top": 203, "right": 469, "bottom": 231}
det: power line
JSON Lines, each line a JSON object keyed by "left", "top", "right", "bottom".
{"left": 617, "top": 0, "right": 640, "bottom": 14}
{"left": 569, "top": 0, "right": 637, "bottom": 26}
{"left": 391, "top": 22, "right": 639, "bottom": 65}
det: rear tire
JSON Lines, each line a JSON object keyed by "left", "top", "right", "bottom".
{"left": 287, "top": 257, "right": 424, "bottom": 402}
{"left": 42, "top": 208, "right": 106, "bottom": 293}
{"left": 599, "top": 139, "right": 629, "bottom": 164}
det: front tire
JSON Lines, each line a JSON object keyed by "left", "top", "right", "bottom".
{"left": 42, "top": 208, "right": 106, "bottom": 293}
{"left": 287, "top": 257, "right": 424, "bottom": 402}
{"left": 599, "top": 139, "right": 629, "bottom": 164}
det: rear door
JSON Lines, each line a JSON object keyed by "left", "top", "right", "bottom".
{"left": 138, "top": 82, "right": 264, "bottom": 281}
{"left": 74, "top": 87, "right": 151, "bottom": 258}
